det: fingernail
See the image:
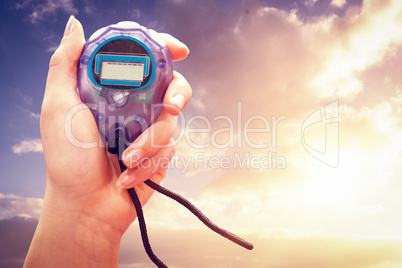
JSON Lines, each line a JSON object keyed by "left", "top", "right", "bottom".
{"left": 64, "top": 15, "right": 75, "bottom": 36}
{"left": 117, "top": 174, "right": 136, "bottom": 189}
{"left": 171, "top": 94, "right": 185, "bottom": 111}
{"left": 183, "top": 45, "right": 190, "bottom": 54}
{"left": 123, "top": 149, "right": 142, "bottom": 168}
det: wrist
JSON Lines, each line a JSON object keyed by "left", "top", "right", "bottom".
{"left": 25, "top": 190, "right": 124, "bottom": 267}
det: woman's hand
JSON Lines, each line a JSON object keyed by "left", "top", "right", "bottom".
{"left": 24, "top": 16, "right": 191, "bottom": 268}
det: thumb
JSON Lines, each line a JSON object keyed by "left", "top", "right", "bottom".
{"left": 44, "top": 16, "right": 86, "bottom": 109}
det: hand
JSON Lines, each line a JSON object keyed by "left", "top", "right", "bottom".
{"left": 24, "top": 16, "right": 191, "bottom": 267}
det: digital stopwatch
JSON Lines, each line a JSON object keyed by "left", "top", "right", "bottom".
{"left": 78, "top": 21, "right": 173, "bottom": 150}
{"left": 77, "top": 22, "right": 252, "bottom": 268}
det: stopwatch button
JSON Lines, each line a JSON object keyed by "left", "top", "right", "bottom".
{"left": 157, "top": 59, "right": 166, "bottom": 68}
{"left": 95, "top": 113, "right": 105, "bottom": 123}
{"left": 125, "top": 115, "right": 148, "bottom": 143}
{"left": 107, "top": 128, "right": 125, "bottom": 155}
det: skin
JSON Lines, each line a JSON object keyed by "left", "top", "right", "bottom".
{"left": 24, "top": 16, "right": 192, "bottom": 267}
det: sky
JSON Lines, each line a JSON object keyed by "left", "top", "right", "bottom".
{"left": 1, "top": 0, "right": 402, "bottom": 267}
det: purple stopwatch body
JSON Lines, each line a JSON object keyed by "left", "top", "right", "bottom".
{"left": 77, "top": 21, "right": 173, "bottom": 146}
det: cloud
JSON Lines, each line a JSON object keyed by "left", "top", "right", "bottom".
{"left": 308, "top": 0, "right": 402, "bottom": 101}
{"left": 3, "top": 215, "right": 400, "bottom": 268}
{"left": 15, "top": 89, "right": 41, "bottom": 119}
{"left": 29, "top": 112, "right": 40, "bottom": 119}
{"left": 21, "top": 95, "right": 32, "bottom": 106}
{"left": 305, "top": 0, "right": 320, "bottom": 7}
{"left": 130, "top": 8, "right": 142, "bottom": 20}
{"left": 14, "top": 0, "right": 78, "bottom": 24}
{"left": 82, "top": 0, "right": 97, "bottom": 15}
{"left": 17, "top": 105, "right": 40, "bottom": 119}
{"left": 120, "top": 225, "right": 402, "bottom": 267}
{"left": 150, "top": 0, "right": 402, "bottom": 248}
{"left": 162, "top": 0, "right": 402, "bottom": 121}
{"left": 0, "top": 193, "right": 43, "bottom": 219}
{"left": 14, "top": 0, "right": 33, "bottom": 10}
{"left": 160, "top": 0, "right": 402, "bottom": 169}
{"left": 15, "top": 88, "right": 34, "bottom": 106}
{"left": 41, "top": 31, "right": 61, "bottom": 52}
{"left": 11, "top": 139, "right": 43, "bottom": 155}
{"left": 331, "top": 0, "right": 347, "bottom": 8}
{"left": 0, "top": 199, "right": 399, "bottom": 268}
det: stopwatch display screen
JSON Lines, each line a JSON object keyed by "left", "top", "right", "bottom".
{"left": 100, "top": 61, "right": 144, "bottom": 84}
{"left": 88, "top": 37, "right": 154, "bottom": 90}
{"left": 95, "top": 54, "right": 150, "bottom": 86}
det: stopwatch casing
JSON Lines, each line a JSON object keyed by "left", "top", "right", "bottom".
{"left": 78, "top": 21, "right": 173, "bottom": 146}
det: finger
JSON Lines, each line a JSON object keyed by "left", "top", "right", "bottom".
{"left": 122, "top": 108, "right": 177, "bottom": 168}
{"left": 159, "top": 33, "right": 189, "bottom": 61}
{"left": 43, "top": 16, "right": 86, "bottom": 110}
{"left": 163, "top": 71, "right": 192, "bottom": 116}
{"left": 117, "top": 144, "right": 175, "bottom": 189}
{"left": 40, "top": 16, "right": 104, "bottom": 170}
{"left": 133, "top": 169, "right": 168, "bottom": 207}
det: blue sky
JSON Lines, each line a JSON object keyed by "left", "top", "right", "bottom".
{"left": 0, "top": 0, "right": 362, "bottom": 196}
{"left": 0, "top": 0, "right": 354, "bottom": 203}
{"left": 4, "top": 0, "right": 402, "bottom": 267}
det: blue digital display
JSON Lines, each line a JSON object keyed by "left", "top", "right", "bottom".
{"left": 94, "top": 54, "right": 150, "bottom": 86}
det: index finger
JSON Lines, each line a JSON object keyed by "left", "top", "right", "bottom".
{"left": 159, "top": 33, "right": 189, "bottom": 61}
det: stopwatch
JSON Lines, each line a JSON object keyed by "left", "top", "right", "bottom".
{"left": 78, "top": 21, "right": 173, "bottom": 149}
